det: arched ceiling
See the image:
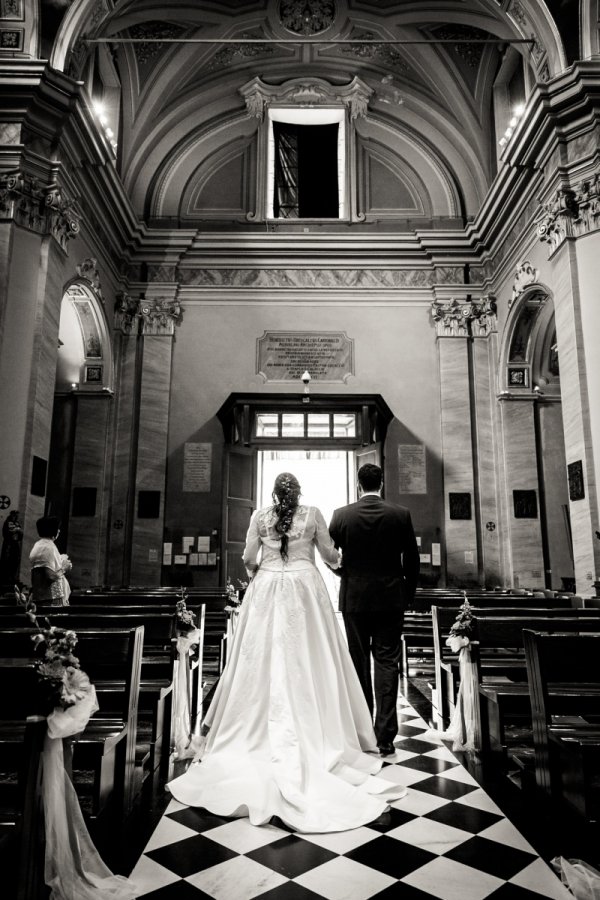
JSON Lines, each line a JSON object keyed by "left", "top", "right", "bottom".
{"left": 46, "top": 0, "right": 574, "bottom": 223}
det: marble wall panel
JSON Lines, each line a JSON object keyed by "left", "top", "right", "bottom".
{"left": 551, "top": 242, "right": 600, "bottom": 592}
{"left": 131, "top": 335, "right": 173, "bottom": 585}
{"left": 498, "top": 400, "right": 545, "bottom": 589}
{"left": 472, "top": 338, "right": 502, "bottom": 587}
{"left": 68, "top": 395, "right": 111, "bottom": 587}
{"left": 438, "top": 337, "right": 478, "bottom": 584}
{"left": 107, "top": 334, "right": 137, "bottom": 586}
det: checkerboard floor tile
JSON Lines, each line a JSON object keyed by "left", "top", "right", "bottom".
{"left": 129, "top": 699, "right": 572, "bottom": 900}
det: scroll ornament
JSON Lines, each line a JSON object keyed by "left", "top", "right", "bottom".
{"left": 0, "top": 173, "right": 79, "bottom": 250}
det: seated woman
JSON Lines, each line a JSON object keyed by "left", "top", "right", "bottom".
{"left": 29, "top": 515, "right": 72, "bottom": 606}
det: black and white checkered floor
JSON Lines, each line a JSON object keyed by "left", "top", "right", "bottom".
{"left": 129, "top": 695, "right": 571, "bottom": 900}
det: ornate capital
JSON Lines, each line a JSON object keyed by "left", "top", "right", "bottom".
{"left": 431, "top": 296, "right": 496, "bottom": 338}
{"left": 76, "top": 258, "right": 103, "bottom": 303}
{"left": 139, "top": 298, "right": 183, "bottom": 336}
{"left": 114, "top": 292, "right": 141, "bottom": 334}
{"left": 572, "top": 171, "right": 600, "bottom": 237}
{"left": 536, "top": 188, "right": 578, "bottom": 253}
{"left": 0, "top": 172, "right": 79, "bottom": 250}
{"left": 510, "top": 260, "right": 539, "bottom": 308}
{"left": 239, "top": 76, "right": 373, "bottom": 121}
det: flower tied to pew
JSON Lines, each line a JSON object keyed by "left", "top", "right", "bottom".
{"left": 17, "top": 590, "right": 137, "bottom": 897}
{"left": 173, "top": 587, "right": 204, "bottom": 760}
{"left": 17, "top": 586, "right": 92, "bottom": 713}
{"left": 225, "top": 577, "right": 248, "bottom": 615}
{"left": 175, "top": 586, "right": 197, "bottom": 634}
{"left": 446, "top": 595, "right": 474, "bottom": 654}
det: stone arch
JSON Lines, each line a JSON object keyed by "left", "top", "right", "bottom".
{"left": 500, "top": 282, "right": 556, "bottom": 395}
{"left": 56, "top": 278, "right": 113, "bottom": 393}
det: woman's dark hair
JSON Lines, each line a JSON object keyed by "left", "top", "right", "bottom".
{"left": 272, "top": 472, "right": 301, "bottom": 560}
{"left": 36, "top": 515, "right": 60, "bottom": 538}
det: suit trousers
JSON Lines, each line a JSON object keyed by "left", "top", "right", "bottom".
{"left": 342, "top": 609, "right": 404, "bottom": 746}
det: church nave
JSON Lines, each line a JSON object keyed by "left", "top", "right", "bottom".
{"left": 129, "top": 686, "right": 572, "bottom": 900}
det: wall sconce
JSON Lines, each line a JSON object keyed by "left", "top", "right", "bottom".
{"left": 301, "top": 370, "right": 311, "bottom": 403}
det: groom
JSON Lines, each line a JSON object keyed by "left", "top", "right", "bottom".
{"left": 329, "top": 464, "right": 420, "bottom": 756}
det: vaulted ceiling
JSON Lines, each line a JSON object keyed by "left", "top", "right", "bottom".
{"left": 42, "top": 0, "right": 577, "bottom": 224}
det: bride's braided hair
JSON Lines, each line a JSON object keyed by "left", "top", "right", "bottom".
{"left": 272, "top": 472, "right": 301, "bottom": 560}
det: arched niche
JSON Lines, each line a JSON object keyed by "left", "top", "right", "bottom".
{"left": 56, "top": 281, "right": 113, "bottom": 394}
{"left": 500, "top": 286, "right": 559, "bottom": 399}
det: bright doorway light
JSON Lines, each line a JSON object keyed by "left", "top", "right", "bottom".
{"left": 257, "top": 450, "right": 356, "bottom": 609}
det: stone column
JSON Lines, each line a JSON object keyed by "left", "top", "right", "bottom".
{"left": 0, "top": 171, "right": 79, "bottom": 572}
{"left": 431, "top": 298, "right": 479, "bottom": 585}
{"left": 110, "top": 295, "right": 182, "bottom": 586}
{"left": 537, "top": 181, "right": 600, "bottom": 595}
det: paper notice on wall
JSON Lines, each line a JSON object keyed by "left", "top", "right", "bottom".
{"left": 416, "top": 536, "right": 422, "bottom": 548}
{"left": 398, "top": 444, "right": 427, "bottom": 494}
{"left": 420, "top": 553, "right": 431, "bottom": 564}
{"left": 163, "top": 543, "right": 173, "bottom": 554}
{"left": 189, "top": 553, "right": 199, "bottom": 566}
{"left": 198, "top": 553, "right": 208, "bottom": 566}
{"left": 197, "top": 536, "right": 211, "bottom": 552}
{"left": 174, "top": 554, "right": 187, "bottom": 565}
{"left": 464, "top": 550, "right": 474, "bottom": 564}
{"left": 183, "top": 443, "right": 212, "bottom": 492}
{"left": 207, "top": 552, "right": 217, "bottom": 566}
{"left": 432, "top": 543, "right": 441, "bottom": 566}
{"left": 182, "top": 536, "right": 195, "bottom": 554}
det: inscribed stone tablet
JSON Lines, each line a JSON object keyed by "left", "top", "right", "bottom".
{"left": 398, "top": 444, "right": 426, "bottom": 494}
{"left": 183, "top": 443, "right": 212, "bottom": 492}
{"left": 257, "top": 331, "right": 354, "bottom": 382}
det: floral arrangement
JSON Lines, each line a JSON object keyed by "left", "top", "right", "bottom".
{"left": 17, "top": 585, "right": 91, "bottom": 711}
{"left": 446, "top": 594, "right": 474, "bottom": 654}
{"left": 225, "top": 577, "right": 248, "bottom": 615}
{"left": 175, "top": 586, "right": 197, "bottom": 632}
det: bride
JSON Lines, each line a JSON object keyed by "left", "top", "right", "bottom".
{"left": 168, "top": 472, "right": 406, "bottom": 833}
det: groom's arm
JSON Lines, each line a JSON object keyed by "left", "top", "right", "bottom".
{"left": 328, "top": 510, "right": 343, "bottom": 577}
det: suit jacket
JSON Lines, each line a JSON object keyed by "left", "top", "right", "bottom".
{"left": 329, "top": 495, "right": 420, "bottom": 614}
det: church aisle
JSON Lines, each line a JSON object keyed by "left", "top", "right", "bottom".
{"left": 129, "top": 695, "right": 571, "bottom": 900}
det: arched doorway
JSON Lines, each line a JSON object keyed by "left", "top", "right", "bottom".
{"left": 500, "top": 288, "right": 573, "bottom": 590}
{"left": 46, "top": 281, "right": 113, "bottom": 583}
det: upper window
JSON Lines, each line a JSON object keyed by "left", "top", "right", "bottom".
{"left": 268, "top": 108, "right": 346, "bottom": 219}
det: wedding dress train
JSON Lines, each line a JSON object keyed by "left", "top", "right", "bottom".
{"left": 168, "top": 505, "right": 406, "bottom": 833}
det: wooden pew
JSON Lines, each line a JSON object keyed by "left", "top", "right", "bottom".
{"left": 471, "top": 617, "right": 600, "bottom": 759}
{"left": 523, "top": 629, "right": 600, "bottom": 822}
{"left": 0, "top": 662, "right": 47, "bottom": 900}
{"left": 431, "top": 605, "right": 597, "bottom": 727}
{"left": 0, "top": 627, "right": 143, "bottom": 835}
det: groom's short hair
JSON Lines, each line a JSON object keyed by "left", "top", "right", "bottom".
{"left": 357, "top": 464, "right": 382, "bottom": 492}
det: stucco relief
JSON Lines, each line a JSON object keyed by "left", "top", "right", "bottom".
{"left": 240, "top": 76, "right": 373, "bottom": 121}
{"left": 510, "top": 261, "right": 539, "bottom": 309}
{"left": 76, "top": 258, "right": 104, "bottom": 304}
{"left": 178, "top": 267, "right": 463, "bottom": 288}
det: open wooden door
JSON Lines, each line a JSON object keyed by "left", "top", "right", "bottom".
{"left": 354, "top": 442, "right": 382, "bottom": 489}
{"left": 222, "top": 445, "right": 257, "bottom": 584}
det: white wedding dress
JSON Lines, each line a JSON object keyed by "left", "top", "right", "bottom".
{"left": 168, "top": 504, "right": 406, "bottom": 833}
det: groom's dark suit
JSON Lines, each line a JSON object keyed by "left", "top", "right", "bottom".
{"left": 329, "top": 494, "right": 420, "bottom": 747}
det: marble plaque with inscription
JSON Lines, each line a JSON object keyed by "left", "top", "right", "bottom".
{"left": 398, "top": 444, "right": 426, "bottom": 494}
{"left": 183, "top": 443, "right": 212, "bottom": 493}
{"left": 257, "top": 331, "right": 354, "bottom": 383}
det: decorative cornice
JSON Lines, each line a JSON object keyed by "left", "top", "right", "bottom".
{"left": 431, "top": 296, "right": 497, "bottom": 338}
{"left": 510, "top": 259, "right": 539, "bottom": 308}
{"left": 239, "top": 76, "right": 373, "bottom": 121}
{"left": 0, "top": 171, "right": 80, "bottom": 250}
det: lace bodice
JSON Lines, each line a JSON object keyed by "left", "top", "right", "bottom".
{"left": 242, "top": 505, "right": 340, "bottom": 572}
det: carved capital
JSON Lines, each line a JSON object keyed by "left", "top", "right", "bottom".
{"left": 431, "top": 296, "right": 496, "bottom": 337}
{"left": 114, "top": 292, "right": 141, "bottom": 334}
{"left": 572, "top": 171, "right": 600, "bottom": 237}
{"left": 139, "top": 298, "right": 183, "bottom": 336}
{"left": 510, "top": 260, "right": 539, "bottom": 308}
{"left": 0, "top": 172, "right": 79, "bottom": 250}
{"left": 240, "top": 76, "right": 373, "bottom": 121}
{"left": 536, "top": 188, "right": 578, "bottom": 253}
